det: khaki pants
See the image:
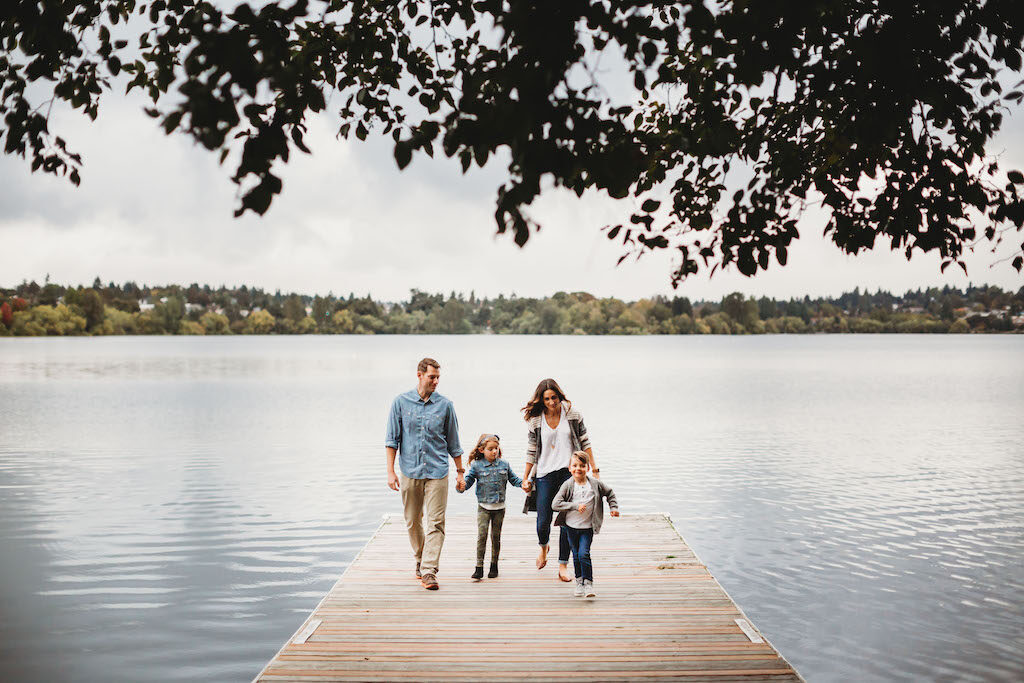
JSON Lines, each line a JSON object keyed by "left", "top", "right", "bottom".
{"left": 400, "top": 474, "right": 449, "bottom": 575}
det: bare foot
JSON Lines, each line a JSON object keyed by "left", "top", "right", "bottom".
{"left": 558, "top": 564, "right": 573, "bottom": 582}
{"left": 536, "top": 546, "right": 548, "bottom": 570}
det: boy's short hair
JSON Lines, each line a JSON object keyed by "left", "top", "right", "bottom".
{"left": 417, "top": 357, "right": 440, "bottom": 373}
{"left": 570, "top": 450, "right": 590, "bottom": 467}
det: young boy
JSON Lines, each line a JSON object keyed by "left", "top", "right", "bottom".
{"left": 551, "top": 451, "right": 619, "bottom": 597}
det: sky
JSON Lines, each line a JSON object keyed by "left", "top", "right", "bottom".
{"left": 2, "top": 74, "right": 1023, "bottom": 303}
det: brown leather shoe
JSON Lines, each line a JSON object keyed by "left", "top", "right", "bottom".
{"left": 421, "top": 572, "right": 439, "bottom": 590}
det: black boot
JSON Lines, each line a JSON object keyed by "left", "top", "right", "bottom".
{"left": 471, "top": 566, "right": 483, "bottom": 581}
{"left": 487, "top": 562, "right": 499, "bottom": 578}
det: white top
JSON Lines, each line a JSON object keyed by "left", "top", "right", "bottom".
{"left": 479, "top": 500, "right": 505, "bottom": 511}
{"left": 537, "top": 405, "right": 573, "bottom": 477}
{"left": 564, "top": 479, "right": 595, "bottom": 529}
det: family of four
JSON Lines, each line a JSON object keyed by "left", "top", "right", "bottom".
{"left": 385, "top": 358, "right": 619, "bottom": 598}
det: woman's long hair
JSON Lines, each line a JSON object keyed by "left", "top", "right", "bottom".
{"left": 467, "top": 433, "right": 502, "bottom": 464}
{"left": 521, "top": 378, "right": 571, "bottom": 421}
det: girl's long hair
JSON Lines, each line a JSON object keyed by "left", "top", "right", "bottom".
{"left": 521, "top": 378, "right": 571, "bottom": 421}
{"left": 467, "top": 433, "right": 502, "bottom": 464}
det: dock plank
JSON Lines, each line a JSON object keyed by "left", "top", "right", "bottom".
{"left": 254, "top": 513, "right": 802, "bottom": 682}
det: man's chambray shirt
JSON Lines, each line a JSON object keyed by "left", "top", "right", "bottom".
{"left": 385, "top": 389, "right": 463, "bottom": 479}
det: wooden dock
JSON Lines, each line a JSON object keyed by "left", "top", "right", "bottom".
{"left": 254, "top": 513, "right": 802, "bottom": 682}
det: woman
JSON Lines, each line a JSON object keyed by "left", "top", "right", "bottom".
{"left": 522, "top": 378, "right": 599, "bottom": 582}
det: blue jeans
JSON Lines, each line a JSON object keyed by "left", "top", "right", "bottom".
{"left": 535, "top": 467, "right": 571, "bottom": 563}
{"left": 564, "top": 526, "right": 594, "bottom": 582}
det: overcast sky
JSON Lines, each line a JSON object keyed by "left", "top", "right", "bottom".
{"left": 2, "top": 83, "right": 1023, "bottom": 302}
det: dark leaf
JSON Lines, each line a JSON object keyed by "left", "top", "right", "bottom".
{"left": 394, "top": 142, "right": 412, "bottom": 170}
{"left": 1007, "top": 48, "right": 1022, "bottom": 71}
{"left": 291, "top": 128, "right": 310, "bottom": 154}
{"left": 737, "top": 246, "right": 756, "bottom": 276}
{"left": 162, "top": 111, "right": 183, "bottom": 134}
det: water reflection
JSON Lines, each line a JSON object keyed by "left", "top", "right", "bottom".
{"left": 1, "top": 335, "right": 1022, "bottom": 681}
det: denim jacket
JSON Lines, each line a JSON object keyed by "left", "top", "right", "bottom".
{"left": 461, "top": 458, "right": 523, "bottom": 505}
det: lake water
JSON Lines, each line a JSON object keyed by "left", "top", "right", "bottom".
{"left": 1, "top": 335, "right": 1022, "bottom": 682}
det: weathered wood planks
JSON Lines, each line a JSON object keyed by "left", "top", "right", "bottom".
{"left": 253, "top": 513, "right": 802, "bottom": 682}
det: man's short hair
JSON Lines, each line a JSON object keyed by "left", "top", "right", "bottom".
{"left": 417, "top": 357, "right": 441, "bottom": 373}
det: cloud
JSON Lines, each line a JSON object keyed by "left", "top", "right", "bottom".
{"left": 2, "top": 86, "right": 1023, "bottom": 301}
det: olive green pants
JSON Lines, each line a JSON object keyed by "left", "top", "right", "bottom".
{"left": 476, "top": 506, "right": 505, "bottom": 566}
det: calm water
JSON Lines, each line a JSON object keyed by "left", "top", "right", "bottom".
{"left": 1, "top": 335, "right": 1022, "bottom": 682}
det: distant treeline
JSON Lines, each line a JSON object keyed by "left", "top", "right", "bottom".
{"left": 2, "top": 279, "right": 1023, "bottom": 336}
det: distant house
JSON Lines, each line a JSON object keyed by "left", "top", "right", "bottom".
{"left": 139, "top": 299, "right": 155, "bottom": 312}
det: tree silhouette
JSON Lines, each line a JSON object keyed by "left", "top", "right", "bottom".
{"left": 2, "top": 1, "right": 1023, "bottom": 283}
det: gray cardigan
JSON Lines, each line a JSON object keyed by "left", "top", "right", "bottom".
{"left": 551, "top": 475, "right": 618, "bottom": 534}
{"left": 525, "top": 407, "right": 592, "bottom": 466}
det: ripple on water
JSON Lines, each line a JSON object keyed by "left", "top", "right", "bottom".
{"left": 1, "top": 335, "right": 1023, "bottom": 682}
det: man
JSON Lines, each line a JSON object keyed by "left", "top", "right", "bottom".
{"left": 385, "top": 357, "right": 465, "bottom": 590}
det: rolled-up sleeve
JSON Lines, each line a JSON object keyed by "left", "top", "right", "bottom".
{"left": 385, "top": 398, "right": 402, "bottom": 450}
{"left": 445, "top": 403, "right": 463, "bottom": 457}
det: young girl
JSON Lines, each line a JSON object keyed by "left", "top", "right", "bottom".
{"left": 552, "top": 451, "right": 619, "bottom": 597}
{"left": 457, "top": 434, "right": 524, "bottom": 581}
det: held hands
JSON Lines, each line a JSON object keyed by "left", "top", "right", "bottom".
{"left": 522, "top": 480, "right": 532, "bottom": 493}
{"left": 455, "top": 479, "right": 466, "bottom": 493}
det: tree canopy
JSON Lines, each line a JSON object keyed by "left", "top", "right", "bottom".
{"left": 3, "top": 1, "right": 1024, "bottom": 283}
{"left": 4, "top": 280, "right": 1023, "bottom": 336}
